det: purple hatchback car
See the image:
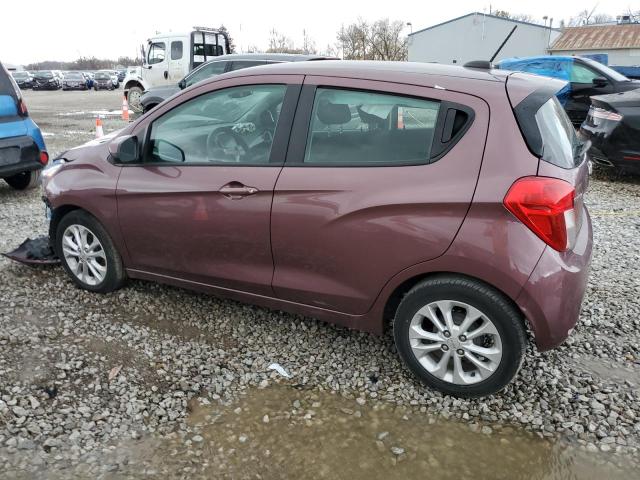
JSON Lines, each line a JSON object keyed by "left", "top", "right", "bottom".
{"left": 42, "top": 61, "right": 592, "bottom": 397}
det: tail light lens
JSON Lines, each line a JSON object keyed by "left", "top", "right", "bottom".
{"left": 39, "top": 151, "right": 49, "bottom": 165}
{"left": 504, "top": 177, "right": 577, "bottom": 252}
{"left": 590, "top": 107, "right": 622, "bottom": 122}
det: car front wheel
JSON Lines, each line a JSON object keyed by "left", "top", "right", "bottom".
{"left": 4, "top": 170, "right": 40, "bottom": 190}
{"left": 56, "top": 210, "right": 126, "bottom": 293}
{"left": 393, "top": 275, "right": 526, "bottom": 398}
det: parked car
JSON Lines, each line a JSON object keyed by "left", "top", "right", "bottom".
{"left": 62, "top": 71, "right": 88, "bottom": 91}
{"left": 117, "top": 69, "right": 126, "bottom": 83}
{"left": 32, "top": 70, "right": 61, "bottom": 90}
{"left": 580, "top": 89, "right": 640, "bottom": 175}
{"left": 93, "top": 72, "right": 114, "bottom": 90}
{"left": 11, "top": 71, "right": 34, "bottom": 89}
{"left": 140, "top": 53, "right": 337, "bottom": 113}
{"left": 0, "top": 62, "right": 48, "bottom": 189}
{"left": 42, "top": 61, "right": 592, "bottom": 397}
{"left": 497, "top": 56, "right": 640, "bottom": 127}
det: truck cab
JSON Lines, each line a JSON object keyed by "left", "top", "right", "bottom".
{"left": 123, "top": 27, "right": 230, "bottom": 112}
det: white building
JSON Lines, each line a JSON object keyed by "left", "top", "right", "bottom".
{"left": 408, "top": 12, "right": 560, "bottom": 65}
{"left": 549, "top": 24, "right": 640, "bottom": 67}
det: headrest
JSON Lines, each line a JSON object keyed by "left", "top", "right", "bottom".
{"left": 316, "top": 99, "right": 351, "bottom": 125}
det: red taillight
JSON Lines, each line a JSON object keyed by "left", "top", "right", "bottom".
{"left": 17, "top": 98, "right": 28, "bottom": 116}
{"left": 504, "top": 177, "right": 576, "bottom": 252}
{"left": 39, "top": 151, "right": 49, "bottom": 165}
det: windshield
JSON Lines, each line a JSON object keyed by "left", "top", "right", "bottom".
{"left": 583, "top": 58, "right": 630, "bottom": 82}
{"left": 12, "top": 72, "right": 28, "bottom": 79}
{"left": 34, "top": 72, "right": 53, "bottom": 79}
{"left": 95, "top": 73, "right": 110, "bottom": 79}
{"left": 65, "top": 72, "right": 83, "bottom": 79}
{"left": 535, "top": 97, "right": 583, "bottom": 168}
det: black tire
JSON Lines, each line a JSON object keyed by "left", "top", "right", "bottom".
{"left": 4, "top": 170, "right": 40, "bottom": 190}
{"left": 55, "top": 210, "right": 127, "bottom": 293}
{"left": 393, "top": 275, "right": 526, "bottom": 398}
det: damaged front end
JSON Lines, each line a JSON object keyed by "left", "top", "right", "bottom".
{"left": 2, "top": 236, "right": 59, "bottom": 265}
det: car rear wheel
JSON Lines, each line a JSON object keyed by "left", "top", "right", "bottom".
{"left": 56, "top": 210, "right": 126, "bottom": 293}
{"left": 4, "top": 171, "right": 40, "bottom": 190}
{"left": 393, "top": 275, "right": 526, "bottom": 398}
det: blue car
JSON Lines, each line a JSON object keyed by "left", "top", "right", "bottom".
{"left": 497, "top": 56, "right": 640, "bottom": 127}
{"left": 0, "top": 62, "right": 48, "bottom": 190}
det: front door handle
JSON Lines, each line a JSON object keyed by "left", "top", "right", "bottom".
{"left": 164, "top": 70, "right": 168, "bottom": 79}
{"left": 219, "top": 182, "right": 259, "bottom": 199}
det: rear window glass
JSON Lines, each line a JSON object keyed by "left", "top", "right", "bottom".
{"left": 95, "top": 73, "right": 110, "bottom": 79}
{"left": 304, "top": 88, "right": 440, "bottom": 166}
{"left": 535, "top": 97, "right": 581, "bottom": 168}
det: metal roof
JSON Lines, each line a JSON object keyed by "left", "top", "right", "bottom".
{"left": 408, "top": 12, "right": 560, "bottom": 37}
{"left": 550, "top": 24, "right": 640, "bottom": 51}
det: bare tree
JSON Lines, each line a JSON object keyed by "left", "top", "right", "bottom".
{"left": 493, "top": 10, "right": 537, "bottom": 23}
{"left": 267, "top": 29, "right": 304, "bottom": 54}
{"left": 569, "top": 7, "right": 614, "bottom": 26}
{"left": 337, "top": 18, "right": 407, "bottom": 61}
{"left": 302, "top": 30, "right": 317, "bottom": 55}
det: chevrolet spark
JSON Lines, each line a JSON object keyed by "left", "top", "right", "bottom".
{"left": 42, "top": 61, "right": 593, "bottom": 397}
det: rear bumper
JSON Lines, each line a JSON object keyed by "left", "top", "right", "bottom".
{"left": 516, "top": 207, "right": 593, "bottom": 351}
{"left": 0, "top": 135, "right": 44, "bottom": 178}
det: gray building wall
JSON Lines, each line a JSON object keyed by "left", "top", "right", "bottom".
{"left": 408, "top": 13, "right": 560, "bottom": 65}
{"left": 550, "top": 49, "right": 640, "bottom": 67}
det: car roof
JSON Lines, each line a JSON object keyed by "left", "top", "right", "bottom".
{"left": 212, "top": 60, "right": 510, "bottom": 85}
{"left": 202, "top": 53, "right": 339, "bottom": 63}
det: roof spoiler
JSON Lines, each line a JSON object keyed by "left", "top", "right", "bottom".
{"left": 464, "top": 60, "right": 492, "bottom": 69}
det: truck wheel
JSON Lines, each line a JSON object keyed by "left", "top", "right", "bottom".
{"left": 4, "top": 171, "right": 41, "bottom": 190}
{"left": 127, "top": 86, "right": 144, "bottom": 113}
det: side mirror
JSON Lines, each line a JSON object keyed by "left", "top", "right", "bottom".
{"left": 108, "top": 135, "right": 139, "bottom": 163}
{"left": 178, "top": 79, "right": 186, "bottom": 89}
{"left": 593, "top": 77, "right": 608, "bottom": 88}
{"left": 155, "top": 139, "right": 185, "bottom": 163}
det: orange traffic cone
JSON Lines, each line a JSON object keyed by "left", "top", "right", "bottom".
{"left": 95, "top": 117, "right": 104, "bottom": 138}
{"left": 121, "top": 95, "right": 130, "bottom": 122}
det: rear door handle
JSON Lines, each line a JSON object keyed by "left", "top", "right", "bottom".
{"left": 219, "top": 182, "right": 259, "bottom": 199}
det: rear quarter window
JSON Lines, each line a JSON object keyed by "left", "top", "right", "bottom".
{"left": 535, "top": 97, "right": 582, "bottom": 168}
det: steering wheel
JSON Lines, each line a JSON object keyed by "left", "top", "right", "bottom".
{"left": 206, "top": 128, "right": 250, "bottom": 163}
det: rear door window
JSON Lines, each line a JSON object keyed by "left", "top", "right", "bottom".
{"left": 303, "top": 88, "right": 440, "bottom": 165}
{"left": 535, "top": 97, "right": 581, "bottom": 168}
{"left": 171, "top": 41, "right": 183, "bottom": 60}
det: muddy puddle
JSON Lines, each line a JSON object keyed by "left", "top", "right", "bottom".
{"left": 147, "top": 385, "right": 635, "bottom": 480}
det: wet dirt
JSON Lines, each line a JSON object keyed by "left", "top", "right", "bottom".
{"left": 74, "top": 384, "right": 636, "bottom": 480}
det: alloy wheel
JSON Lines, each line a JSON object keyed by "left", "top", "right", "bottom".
{"left": 408, "top": 300, "right": 503, "bottom": 385}
{"left": 61, "top": 224, "right": 108, "bottom": 286}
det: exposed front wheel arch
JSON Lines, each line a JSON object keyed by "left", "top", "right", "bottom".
{"left": 55, "top": 209, "right": 127, "bottom": 293}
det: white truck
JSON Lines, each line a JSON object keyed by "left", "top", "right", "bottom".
{"left": 123, "top": 27, "right": 230, "bottom": 112}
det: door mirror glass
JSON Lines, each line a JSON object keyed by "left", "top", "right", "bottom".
{"left": 108, "top": 135, "right": 139, "bottom": 163}
{"left": 178, "top": 78, "right": 186, "bottom": 89}
{"left": 593, "top": 77, "right": 608, "bottom": 88}
{"left": 153, "top": 139, "right": 185, "bottom": 163}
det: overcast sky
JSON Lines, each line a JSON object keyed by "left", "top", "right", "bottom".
{"left": 1, "top": 0, "right": 636, "bottom": 64}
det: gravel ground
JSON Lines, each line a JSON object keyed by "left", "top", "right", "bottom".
{"left": 1, "top": 90, "right": 640, "bottom": 478}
